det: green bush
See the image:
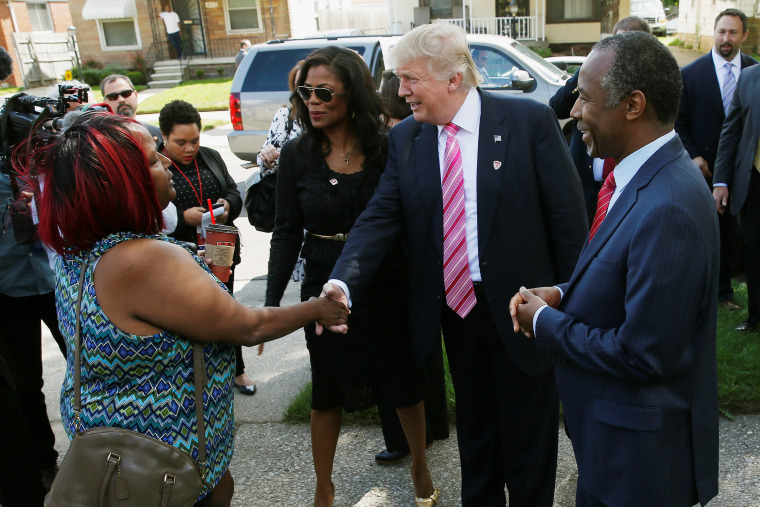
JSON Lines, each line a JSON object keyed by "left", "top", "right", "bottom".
{"left": 195, "top": 69, "right": 205, "bottom": 80}
{"left": 530, "top": 46, "right": 552, "bottom": 58}
{"left": 82, "top": 69, "right": 102, "bottom": 87}
{"left": 83, "top": 59, "right": 103, "bottom": 69}
{"left": 126, "top": 71, "right": 146, "bottom": 86}
{"left": 217, "top": 67, "right": 225, "bottom": 78}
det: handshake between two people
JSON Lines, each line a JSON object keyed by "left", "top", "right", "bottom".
{"left": 316, "top": 282, "right": 351, "bottom": 335}
{"left": 508, "top": 286, "right": 562, "bottom": 338}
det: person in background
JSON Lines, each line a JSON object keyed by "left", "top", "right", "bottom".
{"left": 511, "top": 31, "right": 719, "bottom": 507}
{"left": 713, "top": 47, "right": 760, "bottom": 332}
{"left": 23, "top": 112, "right": 346, "bottom": 506}
{"left": 159, "top": 3, "right": 183, "bottom": 60}
{"left": 675, "top": 8, "right": 756, "bottom": 315}
{"left": 101, "top": 73, "right": 178, "bottom": 234}
{"left": 265, "top": 46, "right": 436, "bottom": 507}
{"left": 373, "top": 69, "right": 450, "bottom": 466}
{"left": 550, "top": 15, "right": 651, "bottom": 225}
{"left": 235, "top": 39, "right": 251, "bottom": 69}
{"left": 159, "top": 100, "right": 257, "bottom": 395}
{"left": 322, "top": 24, "right": 587, "bottom": 506}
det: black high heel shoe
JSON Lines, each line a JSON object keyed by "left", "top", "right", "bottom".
{"left": 233, "top": 382, "right": 256, "bottom": 395}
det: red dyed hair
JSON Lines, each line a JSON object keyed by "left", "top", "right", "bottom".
{"left": 15, "top": 113, "right": 164, "bottom": 254}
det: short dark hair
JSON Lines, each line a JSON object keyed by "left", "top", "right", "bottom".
{"left": 715, "top": 9, "right": 748, "bottom": 33}
{"left": 158, "top": 99, "right": 202, "bottom": 136}
{"left": 593, "top": 31, "right": 682, "bottom": 125}
{"left": 22, "top": 113, "right": 164, "bottom": 254}
{"left": 293, "top": 46, "right": 386, "bottom": 167}
{"left": 100, "top": 74, "right": 135, "bottom": 95}
{"left": 379, "top": 70, "right": 411, "bottom": 122}
{"left": 613, "top": 16, "right": 652, "bottom": 34}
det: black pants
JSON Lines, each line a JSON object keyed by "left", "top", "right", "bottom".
{"left": 0, "top": 291, "right": 66, "bottom": 505}
{"left": 741, "top": 170, "right": 760, "bottom": 323}
{"left": 441, "top": 296, "right": 558, "bottom": 507}
{"left": 377, "top": 336, "right": 449, "bottom": 452}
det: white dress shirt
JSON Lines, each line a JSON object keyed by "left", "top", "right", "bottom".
{"left": 712, "top": 48, "right": 742, "bottom": 98}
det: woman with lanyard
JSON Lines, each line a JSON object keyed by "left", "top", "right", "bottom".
{"left": 158, "top": 100, "right": 257, "bottom": 396}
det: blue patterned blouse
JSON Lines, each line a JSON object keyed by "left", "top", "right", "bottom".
{"left": 56, "top": 232, "right": 236, "bottom": 499}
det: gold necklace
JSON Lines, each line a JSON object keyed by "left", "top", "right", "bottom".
{"left": 339, "top": 143, "right": 355, "bottom": 166}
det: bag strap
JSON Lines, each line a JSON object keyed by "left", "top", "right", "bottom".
{"left": 72, "top": 258, "right": 208, "bottom": 472}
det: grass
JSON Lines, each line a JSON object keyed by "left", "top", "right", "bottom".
{"left": 284, "top": 281, "right": 760, "bottom": 423}
{"left": 0, "top": 86, "right": 23, "bottom": 97}
{"left": 137, "top": 78, "right": 232, "bottom": 113}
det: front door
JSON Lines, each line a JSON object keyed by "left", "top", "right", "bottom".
{"left": 173, "top": 0, "right": 206, "bottom": 56}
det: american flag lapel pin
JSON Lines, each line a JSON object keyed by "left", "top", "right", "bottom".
{"left": 329, "top": 178, "right": 338, "bottom": 185}
{"left": 494, "top": 135, "right": 502, "bottom": 142}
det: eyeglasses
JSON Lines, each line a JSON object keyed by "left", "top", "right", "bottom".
{"left": 104, "top": 89, "right": 135, "bottom": 101}
{"left": 297, "top": 86, "right": 346, "bottom": 103}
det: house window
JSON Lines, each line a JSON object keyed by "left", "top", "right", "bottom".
{"left": 547, "top": 0, "right": 601, "bottom": 21}
{"left": 98, "top": 19, "right": 140, "bottom": 50}
{"left": 27, "top": 2, "right": 54, "bottom": 32}
{"left": 226, "top": 0, "right": 261, "bottom": 32}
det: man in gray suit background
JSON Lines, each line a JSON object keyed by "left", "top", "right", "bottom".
{"left": 713, "top": 63, "right": 760, "bottom": 331}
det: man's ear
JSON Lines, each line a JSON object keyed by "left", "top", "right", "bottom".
{"left": 624, "top": 90, "right": 646, "bottom": 121}
{"left": 448, "top": 72, "right": 463, "bottom": 92}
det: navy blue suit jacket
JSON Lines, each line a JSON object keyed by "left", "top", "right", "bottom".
{"left": 331, "top": 90, "right": 588, "bottom": 374}
{"left": 535, "top": 136, "right": 719, "bottom": 506}
{"left": 675, "top": 52, "right": 757, "bottom": 177}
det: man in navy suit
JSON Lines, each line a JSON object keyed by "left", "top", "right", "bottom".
{"left": 511, "top": 31, "right": 719, "bottom": 506}
{"left": 320, "top": 23, "right": 588, "bottom": 506}
{"left": 675, "top": 8, "right": 756, "bottom": 314}
{"left": 550, "top": 16, "right": 651, "bottom": 225}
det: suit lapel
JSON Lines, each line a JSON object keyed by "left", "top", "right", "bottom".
{"left": 476, "top": 90, "right": 510, "bottom": 249}
{"left": 566, "top": 137, "right": 685, "bottom": 289}
{"left": 701, "top": 55, "right": 725, "bottom": 120}
{"left": 413, "top": 123, "right": 445, "bottom": 256}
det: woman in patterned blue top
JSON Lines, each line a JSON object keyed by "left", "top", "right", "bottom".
{"left": 21, "top": 112, "right": 348, "bottom": 506}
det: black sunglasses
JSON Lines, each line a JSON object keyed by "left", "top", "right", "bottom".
{"left": 104, "top": 89, "right": 135, "bottom": 101}
{"left": 297, "top": 86, "right": 346, "bottom": 103}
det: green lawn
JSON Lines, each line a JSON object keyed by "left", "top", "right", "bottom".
{"left": 284, "top": 282, "right": 760, "bottom": 423}
{"left": 137, "top": 78, "right": 232, "bottom": 113}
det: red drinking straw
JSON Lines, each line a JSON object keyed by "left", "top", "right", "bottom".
{"left": 207, "top": 198, "right": 216, "bottom": 225}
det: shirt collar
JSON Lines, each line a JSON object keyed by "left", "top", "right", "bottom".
{"left": 437, "top": 87, "right": 481, "bottom": 137}
{"left": 712, "top": 48, "right": 742, "bottom": 72}
{"left": 613, "top": 130, "right": 675, "bottom": 191}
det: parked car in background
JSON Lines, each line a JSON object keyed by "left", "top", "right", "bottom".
{"left": 545, "top": 56, "right": 586, "bottom": 75}
{"left": 228, "top": 33, "right": 570, "bottom": 165}
{"left": 666, "top": 7, "right": 679, "bottom": 35}
{"left": 631, "top": 0, "right": 668, "bottom": 36}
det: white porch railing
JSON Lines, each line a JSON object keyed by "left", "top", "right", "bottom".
{"left": 434, "top": 16, "right": 538, "bottom": 41}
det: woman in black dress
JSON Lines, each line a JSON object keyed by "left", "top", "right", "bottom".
{"left": 265, "top": 47, "right": 438, "bottom": 506}
{"left": 159, "top": 100, "right": 257, "bottom": 396}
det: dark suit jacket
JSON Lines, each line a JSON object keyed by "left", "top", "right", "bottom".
{"left": 550, "top": 70, "right": 599, "bottom": 225}
{"left": 535, "top": 136, "right": 719, "bottom": 506}
{"left": 714, "top": 63, "right": 760, "bottom": 215}
{"left": 675, "top": 52, "right": 757, "bottom": 177}
{"left": 331, "top": 89, "right": 588, "bottom": 375}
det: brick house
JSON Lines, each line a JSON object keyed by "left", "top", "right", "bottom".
{"left": 66, "top": 0, "right": 291, "bottom": 70}
{"left": 1, "top": 0, "right": 73, "bottom": 87}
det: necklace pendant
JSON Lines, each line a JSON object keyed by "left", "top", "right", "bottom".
{"left": 345, "top": 157, "right": 349, "bottom": 165}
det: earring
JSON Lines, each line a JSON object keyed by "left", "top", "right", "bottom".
{"left": 351, "top": 110, "right": 356, "bottom": 119}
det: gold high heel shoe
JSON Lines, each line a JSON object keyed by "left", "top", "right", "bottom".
{"left": 415, "top": 486, "right": 440, "bottom": 506}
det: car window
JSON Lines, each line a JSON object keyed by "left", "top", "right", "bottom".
{"left": 508, "top": 42, "right": 566, "bottom": 83}
{"left": 470, "top": 45, "right": 523, "bottom": 88}
{"left": 242, "top": 46, "right": 367, "bottom": 92}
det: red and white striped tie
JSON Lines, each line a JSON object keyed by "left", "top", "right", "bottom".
{"left": 589, "top": 171, "right": 616, "bottom": 242}
{"left": 442, "top": 122, "right": 476, "bottom": 318}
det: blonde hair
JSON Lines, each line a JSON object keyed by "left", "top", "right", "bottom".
{"left": 391, "top": 24, "right": 482, "bottom": 89}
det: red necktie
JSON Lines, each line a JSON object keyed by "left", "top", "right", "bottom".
{"left": 589, "top": 171, "right": 616, "bottom": 242}
{"left": 602, "top": 158, "right": 615, "bottom": 181}
{"left": 442, "top": 123, "right": 476, "bottom": 318}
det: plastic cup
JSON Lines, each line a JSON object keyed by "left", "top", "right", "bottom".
{"left": 205, "top": 224, "right": 237, "bottom": 282}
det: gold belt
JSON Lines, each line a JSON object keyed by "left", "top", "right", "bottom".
{"left": 308, "top": 232, "right": 350, "bottom": 242}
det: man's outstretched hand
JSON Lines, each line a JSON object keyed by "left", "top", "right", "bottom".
{"left": 315, "top": 282, "right": 350, "bottom": 335}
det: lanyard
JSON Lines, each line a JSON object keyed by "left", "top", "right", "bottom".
{"left": 167, "top": 154, "right": 203, "bottom": 207}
